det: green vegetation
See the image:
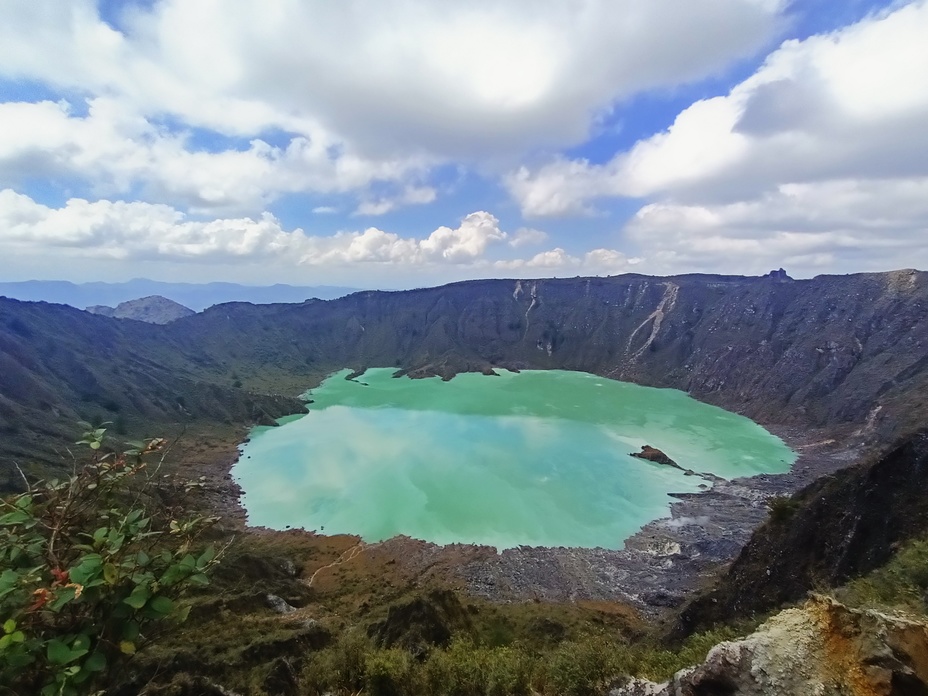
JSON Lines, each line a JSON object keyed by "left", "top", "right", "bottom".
{"left": 0, "top": 421, "right": 762, "bottom": 694}
{"left": 292, "top": 625, "right": 746, "bottom": 696}
{"left": 838, "top": 537, "right": 928, "bottom": 614}
{"left": 0, "top": 425, "right": 221, "bottom": 695}
{"left": 766, "top": 494, "right": 801, "bottom": 523}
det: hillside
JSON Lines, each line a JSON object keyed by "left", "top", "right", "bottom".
{"left": 3, "top": 269, "right": 928, "bottom": 693}
{"left": 163, "top": 269, "right": 928, "bottom": 439}
{"left": 86, "top": 295, "right": 195, "bottom": 324}
{"left": 2, "top": 270, "right": 927, "bottom": 477}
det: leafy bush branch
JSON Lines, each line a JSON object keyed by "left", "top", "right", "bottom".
{"left": 0, "top": 425, "right": 224, "bottom": 695}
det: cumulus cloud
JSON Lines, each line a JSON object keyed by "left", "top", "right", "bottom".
{"left": 0, "top": 0, "right": 783, "bottom": 160}
{"left": 509, "top": 227, "right": 549, "bottom": 248}
{"left": 354, "top": 186, "right": 437, "bottom": 216}
{"left": 0, "top": 190, "right": 636, "bottom": 279}
{"left": 627, "top": 178, "right": 928, "bottom": 275}
{"left": 0, "top": 99, "right": 427, "bottom": 215}
{"left": 0, "top": 191, "right": 510, "bottom": 266}
{"left": 510, "top": 2, "right": 928, "bottom": 213}
{"left": 506, "top": 1, "right": 928, "bottom": 273}
{"left": 496, "top": 247, "right": 636, "bottom": 274}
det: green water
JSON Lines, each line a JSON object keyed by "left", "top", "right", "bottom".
{"left": 234, "top": 369, "right": 795, "bottom": 549}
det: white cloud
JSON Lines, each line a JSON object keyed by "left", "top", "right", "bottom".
{"left": 0, "top": 0, "right": 783, "bottom": 160}
{"left": 506, "top": 1, "right": 928, "bottom": 273}
{"left": 495, "top": 246, "right": 635, "bottom": 274}
{"left": 0, "top": 191, "right": 512, "bottom": 266}
{"left": 0, "top": 190, "right": 640, "bottom": 281}
{"left": 509, "top": 227, "right": 548, "bottom": 248}
{"left": 312, "top": 206, "right": 339, "bottom": 214}
{"left": 627, "top": 178, "right": 928, "bottom": 275}
{"left": 354, "top": 186, "right": 437, "bottom": 216}
{"left": 510, "top": 1, "right": 928, "bottom": 212}
{"left": 0, "top": 99, "right": 427, "bottom": 215}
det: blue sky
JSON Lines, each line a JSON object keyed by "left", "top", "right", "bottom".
{"left": 0, "top": 0, "right": 926, "bottom": 288}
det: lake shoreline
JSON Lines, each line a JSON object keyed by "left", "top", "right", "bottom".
{"left": 196, "top": 369, "right": 870, "bottom": 616}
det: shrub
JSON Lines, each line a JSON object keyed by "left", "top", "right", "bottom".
{"left": 767, "top": 495, "right": 800, "bottom": 523}
{"left": 541, "top": 635, "right": 620, "bottom": 696}
{"left": 0, "top": 424, "right": 222, "bottom": 695}
{"left": 365, "top": 648, "right": 414, "bottom": 696}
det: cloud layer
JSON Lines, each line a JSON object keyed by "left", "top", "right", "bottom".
{"left": 0, "top": 1, "right": 926, "bottom": 283}
{"left": 509, "top": 1, "right": 928, "bottom": 275}
{"left": 0, "top": 189, "right": 632, "bottom": 277}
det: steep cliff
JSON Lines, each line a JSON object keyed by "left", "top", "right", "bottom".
{"left": 671, "top": 430, "right": 928, "bottom": 640}
{"left": 167, "top": 269, "right": 928, "bottom": 437}
{"left": 1, "top": 269, "right": 927, "bottom": 477}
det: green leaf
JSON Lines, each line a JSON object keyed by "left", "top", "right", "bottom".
{"left": 103, "top": 563, "right": 118, "bottom": 585}
{"left": 187, "top": 573, "right": 210, "bottom": 587}
{"left": 84, "top": 651, "right": 106, "bottom": 672}
{"left": 69, "top": 554, "right": 103, "bottom": 585}
{"left": 47, "top": 639, "right": 72, "bottom": 665}
{"left": 49, "top": 585, "right": 77, "bottom": 612}
{"left": 3, "top": 619, "right": 15, "bottom": 634}
{"left": 123, "top": 585, "right": 151, "bottom": 609}
{"left": 71, "top": 634, "right": 91, "bottom": 653}
{"left": 136, "top": 550, "right": 150, "bottom": 567}
{"left": 173, "top": 603, "right": 191, "bottom": 623}
{"left": 159, "top": 563, "right": 190, "bottom": 587}
{"left": 89, "top": 441, "right": 101, "bottom": 450}
{"left": 196, "top": 545, "right": 216, "bottom": 569}
{"left": 14, "top": 495, "right": 33, "bottom": 509}
{"left": 149, "top": 595, "right": 174, "bottom": 615}
{"left": 0, "top": 510, "right": 31, "bottom": 526}
{"left": 121, "top": 620, "right": 140, "bottom": 641}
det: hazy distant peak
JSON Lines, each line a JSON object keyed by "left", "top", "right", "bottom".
{"left": 86, "top": 295, "right": 195, "bottom": 324}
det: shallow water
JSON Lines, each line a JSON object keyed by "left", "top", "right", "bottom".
{"left": 234, "top": 369, "right": 794, "bottom": 549}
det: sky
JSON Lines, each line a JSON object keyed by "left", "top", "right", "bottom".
{"left": 0, "top": 0, "right": 926, "bottom": 289}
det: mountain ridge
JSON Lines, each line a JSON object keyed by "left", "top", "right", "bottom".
{"left": 0, "top": 279, "right": 360, "bottom": 311}
{"left": 2, "top": 268, "right": 926, "bottom": 477}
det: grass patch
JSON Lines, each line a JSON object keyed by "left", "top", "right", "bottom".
{"left": 837, "top": 538, "right": 928, "bottom": 614}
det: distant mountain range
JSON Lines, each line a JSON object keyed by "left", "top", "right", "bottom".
{"left": 0, "top": 279, "right": 361, "bottom": 311}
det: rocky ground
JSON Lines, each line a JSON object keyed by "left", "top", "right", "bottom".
{"left": 182, "top": 419, "right": 866, "bottom": 618}
{"left": 613, "top": 594, "right": 928, "bottom": 695}
{"left": 454, "top": 426, "right": 862, "bottom": 615}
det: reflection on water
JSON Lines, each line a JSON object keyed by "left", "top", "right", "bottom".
{"left": 235, "top": 369, "right": 795, "bottom": 549}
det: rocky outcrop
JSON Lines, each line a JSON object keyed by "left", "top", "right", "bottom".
{"left": 616, "top": 595, "right": 928, "bottom": 696}
{"left": 631, "top": 445, "right": 679, "bottom": 467}
{"left": 367, "top": 589, "right": 473, "bottom": 655}
{"left": 86, "top": 295, "right": 195, "bottom": 323}
{"left": 671, "top": 431, "right": 928, "bottom": 640}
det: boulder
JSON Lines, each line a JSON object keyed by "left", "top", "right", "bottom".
{"left": 612, "top": 595, "right": 928, "bottom": 696}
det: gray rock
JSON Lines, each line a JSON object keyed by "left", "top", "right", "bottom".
{"left": 265, "top": 593, "right": 296, "bottom": 614}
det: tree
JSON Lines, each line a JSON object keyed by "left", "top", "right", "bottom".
{"left": 0, "top": 425, "right": 222, "bottom": 695}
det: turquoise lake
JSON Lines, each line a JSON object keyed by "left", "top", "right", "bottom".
{"left": 234, "top": 369, "right": 795, "bottom": 549}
